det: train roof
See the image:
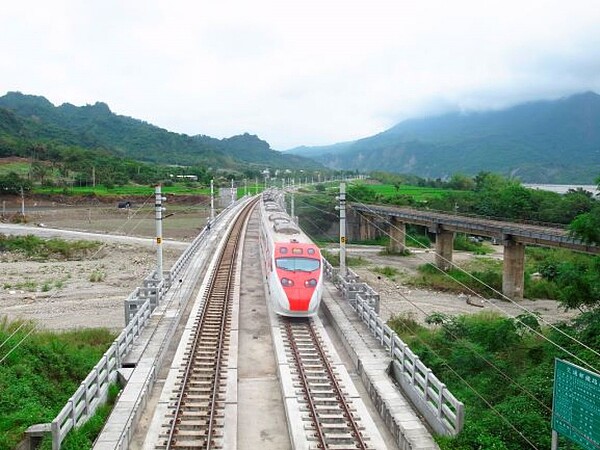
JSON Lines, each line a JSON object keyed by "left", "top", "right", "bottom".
{"left": 260, "top": 193, "right": 315, "bottom": 245}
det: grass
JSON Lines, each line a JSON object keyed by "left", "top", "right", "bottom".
{"left": 320, "top": 249, "right": 367, "bottom": 267}
{"left": 0, "top": 318, "right": 116, "bottom": 449}
{"left": 388, "top": 310, "right": 600, "bottom": 449}
{"left": 0, "top": 234, "right": 101, "bottom": 260}
{"left": 453, "top": 234, "right": 494, "bottom": 255}
{"left": 38, "top": 383, "right": 121, "bottom": 450}
{"left": 367, "top": 184, "right": 455, "bottom": 201}
{"left": 34, "top": 184, "right": 211, "bottom": 196}
{"left": 89, "top": 271, "right": 105, "bottom": 282}
{"left": 0, "top": 161, "right": 31, "bottom": 176}
{"left": 410, "top": 262, "right": 503, "bottom": 297}
{"left": 372, "top": 265, "right": 400, "bottom": 280}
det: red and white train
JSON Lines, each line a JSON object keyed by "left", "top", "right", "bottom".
{"left": 259, "top": 191, "right": 323, "bottom": 317}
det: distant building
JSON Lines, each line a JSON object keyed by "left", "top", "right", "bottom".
{"left": 175, "top": 175, "right": 198, "bottom": 182}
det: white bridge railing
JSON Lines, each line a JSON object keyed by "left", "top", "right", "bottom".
{"left": 41, "top": 200, "right": 239, "bottom": 449}
{"left": 49, "top": 299, "right": 152, "bottom": 449}
{"left": 323, "top": 258, "right": 465, "bottom": 436}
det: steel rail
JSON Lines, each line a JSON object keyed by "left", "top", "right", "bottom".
{"left": 306, "top": 322, "right": 368, "bottom": 450}
{"left": 162, "top": 201, "right": 254, "bottom": 449}
{"left": 284, "top": 319, "right": 370, "bottom": 449}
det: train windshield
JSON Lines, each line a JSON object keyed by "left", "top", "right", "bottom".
{"left": 275, "top": 257, "right": 320, "bottom": 272}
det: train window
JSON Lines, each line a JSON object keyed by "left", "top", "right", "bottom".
{"left": 276, "top": 257, "right": 320, "bottom": 272}
{"left": 291, "top": 248, "right": 303, "bottom": 254}
{"left": 279, "top": 247, "right": 288, "bottom": 254}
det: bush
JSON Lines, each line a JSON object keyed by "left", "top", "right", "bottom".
{"left": 373, "top": 266, "right": 399, "bottom": 279}
{"left": 0, "top": 319, "right": 115, "bottom": 448}
{"left": 387, "top": 311, "right": 598, "bottom": 450}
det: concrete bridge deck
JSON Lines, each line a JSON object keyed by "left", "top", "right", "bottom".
{"left": 349, "top": 203, "right": 598, "bottom": 300}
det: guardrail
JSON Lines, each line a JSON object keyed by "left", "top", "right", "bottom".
{"left": 323, "top": 258, "right": 464, "bottom": 436}
{"left": 49, "top": 298, "right": 153, "bottom": 449}
{"left": 40, "top": 195, "right": 253, "bottom": 449}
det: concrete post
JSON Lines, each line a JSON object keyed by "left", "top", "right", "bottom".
{"left": 434, "top": 229, "right": 454, "bottom": 271}
{"left": 388, "top": 217, "right": 406, "bottom": 253}
{"left": 155, "top": 185, "right": 165, "bottom": 281}
{"left": 359, "top": 214, "right": 369, "bottom": 241}
{"left": 210, "top": 179, "right": 215, "bottom": 221}
{"left": 359, "top": 213, "right": 377, "bottom": 241}
{"left": 338, "top": 183, "right": 347, "bottom": 278}
{"left": 502, "top": 238, "right": 525, "bottom": 300}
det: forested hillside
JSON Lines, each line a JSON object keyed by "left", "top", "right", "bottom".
{"left": 287, "top": 92, "right": 600, "bottom": 183}
{"left": 0, "top": 92, "right": 322, "bottom": 170}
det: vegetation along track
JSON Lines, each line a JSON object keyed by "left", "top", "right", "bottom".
{"left": 159, "top": 200, "right": 255, "bottom": 449}
{"left": 283, "top": 318, "right": 372, "bottom": 449}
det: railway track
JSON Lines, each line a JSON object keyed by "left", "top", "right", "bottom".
{"left": 281, "top": 318, "right": 374, "bottom": 450}
{"left": 157, "top": 202, "right": 254, "bottom": 450}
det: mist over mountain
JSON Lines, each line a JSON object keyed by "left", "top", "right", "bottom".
{"left": 0, "top": 92, "right": 322, "bottom": 171}
{"left": 287, "top": 92, "right": 600, "bottom": 183}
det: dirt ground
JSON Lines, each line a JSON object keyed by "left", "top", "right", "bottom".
{"left": 0, "top": 202, "right": 577, "bottom": 331}
{"left": 0, "top": 203, "right": 205, "bottom": 331}
{"left": 340, "top": 244, "right": 578, "bottom": 325}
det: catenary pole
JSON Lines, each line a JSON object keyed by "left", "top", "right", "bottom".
{"left": 155, "top": 185, "right": 165, "bottom": 281}
{"left": 338, "top": 182, "right": 347, "bottom": 278}
{"left": 210, "top": 179, "right": 215, "bottom": 221}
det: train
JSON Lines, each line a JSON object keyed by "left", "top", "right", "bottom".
{"left": 259, "top": 190, "right": 323, "bottom": 317}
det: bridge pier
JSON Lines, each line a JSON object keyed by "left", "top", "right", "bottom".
{"left": 433, "top": 228, "right": 454, "bottom": 271}
{"left": 388, "top": 217, "right": 406, "bottom": 253}
{"left": 502, "top": 237, "right": 525, "bottom": 300}
{"left": 359, "top": 213, "right": 377, "bottom": 241}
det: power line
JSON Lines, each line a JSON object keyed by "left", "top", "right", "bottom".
{"left": 345, "top": 193, "right": 600, "bottom": 373}
{"left": 0, "top": 191, "right": 174, "bottom": 364}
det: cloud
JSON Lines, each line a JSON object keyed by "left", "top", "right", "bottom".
{"left": 1, "top": 0, "right": 599, "bottom": 149}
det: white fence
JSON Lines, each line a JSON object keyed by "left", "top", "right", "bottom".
{"left": 49, "top": 299, "right": 153, "bottom": 449}
{"left": 43, "top": 197, "right": 245, "bottom": 449}
{"left": 323, "top": 258, "right": 465, "bottom": 436}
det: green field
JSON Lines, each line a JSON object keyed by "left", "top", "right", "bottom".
{"left": 34, "top": 185, "right": 211, "bottom": 196}
{"left": 0, "top": 161, "right": 31, "bottom": 177}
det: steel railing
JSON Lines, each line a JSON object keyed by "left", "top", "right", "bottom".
{"left": 43, "top": 197, "right": 252, "bottom": 449}
{"left": 323, "top": 258, "right": 464, "bottom": 436}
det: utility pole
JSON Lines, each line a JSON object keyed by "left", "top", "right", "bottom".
{"left": 155, "top": 185, "right": 166, "bottom": 281}
{"left": 244, "top": 179, "right": 247, "bottom": 196}
{"left": 92, "top": 166, "right": 96, "bottom": 188}
{"left": 210, "top": 179, "right": 215, "bottom": 221}
{"left": 230, "top": 179, "right": 235, "bottom": 205}
{"left": 337, "top": 183, "right": 347, "bottom": 278}
{"left": 20, "top": 187, "right": 25, "bottom": 219}
{"left": 291, "top": 179, "right": 295, "bottom": 223}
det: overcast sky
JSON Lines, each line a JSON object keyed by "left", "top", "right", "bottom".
{"left": 2, "top": 0, "right": 600, "bottom": 149}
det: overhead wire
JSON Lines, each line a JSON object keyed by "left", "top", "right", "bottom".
{"left": 290, "top": 185, "right": 599, "bottom": 447}
{"left": 0, "top": 189, "right": 203, "bottom": 364}
{"left": 290, "top": 187, "right": 547, "bottom": 449}
{"left": 345, "top": 192, "right": 600, "bottom": 373}
{"left": 292, "top": 190, "right": 556, "bottom": 411}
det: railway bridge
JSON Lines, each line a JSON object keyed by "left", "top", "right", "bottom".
{"left": 35, "top": 194, "right": 466, "bottom": 450}
{"left": 349, "top": 203, "right": 599, "bottom": 300}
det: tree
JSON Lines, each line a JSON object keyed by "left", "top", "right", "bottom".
{"left": 0, "top": 172, "right": 32, "bottom": 194}
{"left": 30, "top": 161, "right": 51, "bottom": 185}
{"left": 569, "top": 205, "right": 600, "bottom": 245}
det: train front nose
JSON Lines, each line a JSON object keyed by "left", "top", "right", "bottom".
{"left": 286, "top": 287, "right": 314, "bottom": 311}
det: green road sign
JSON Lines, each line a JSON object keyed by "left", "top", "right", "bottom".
{"left": 552, "top": 359, "right": 600, "bottom": 449}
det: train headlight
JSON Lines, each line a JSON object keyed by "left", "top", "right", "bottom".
{"left": 280, "top": 278, "right": 294, "bottom": 287}
{"left": 304, "top": 278, "right": 317, "bottom": 287}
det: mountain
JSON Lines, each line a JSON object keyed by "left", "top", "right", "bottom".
{"left": 287, "top": 92, "right": 600, "bottom": 183}
{"left": 0, "top": 92, "right": 322, "bottom": 171}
